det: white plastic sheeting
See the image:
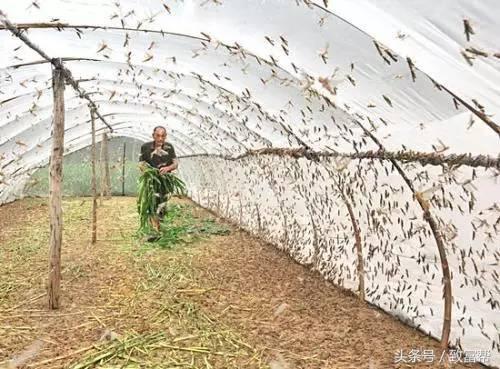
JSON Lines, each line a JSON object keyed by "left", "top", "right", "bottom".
{"left": 180, "top": 154, "right": 499, "bottom": 365}
{"left": 0, "top": 0, "right": 499, "bottom": 366}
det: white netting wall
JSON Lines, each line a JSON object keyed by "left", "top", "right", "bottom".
{"left": 178, "top": 154, "right": 500, "bottom": 363}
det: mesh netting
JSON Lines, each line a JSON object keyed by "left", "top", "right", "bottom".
{"left": 24, "top": 136, "right": 142, "bottom": 197}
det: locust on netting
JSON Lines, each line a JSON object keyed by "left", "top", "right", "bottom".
{"left": 137, "top": 164, "right": 186, "bottom": 233}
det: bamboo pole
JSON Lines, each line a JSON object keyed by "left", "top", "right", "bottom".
{"left": 48, "top": 65, "right": 65, "bottom": 310}
{"left": 121, "top": 142, "right": 126, "bottom": 196}
{"left": 90, "top": 106, "right": 97, "bottom": 244}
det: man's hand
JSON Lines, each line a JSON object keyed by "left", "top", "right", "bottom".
{"left": 159, "top": 166, "right": 172, "bottom": 175}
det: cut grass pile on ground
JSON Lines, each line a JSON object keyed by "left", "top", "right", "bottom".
{"left": 0, "top": 197, "right": 264, "bottom": 369}
{"left": 141, "top": 203, "right": 231, "bottom": 249}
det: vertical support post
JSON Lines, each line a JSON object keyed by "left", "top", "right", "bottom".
{"left": 99, "top": 134, "right": 104, "bottom": 204}
{"left": 255, "top": 203, "right": 262, "bottom": 232}
{"left": 90, "top": 106, "right": 97, "bottom": 244}
{"left": 121, "top": 142, "right": 126, "bottom": 196}
{"left": 341, "top": 190, "right": 365, "bottom": 301}
{"left": 239, "top": 197, "right": 243, "bottom": 225}
{"left": 48, "top": 65, "right": 65, "bottom": 310}
{"left": 100, "top": 132, "right": 111, "bottom": 200}
{"left": 103, "top": 133, "right": 111, "bottom": 198}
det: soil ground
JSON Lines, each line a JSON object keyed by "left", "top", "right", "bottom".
{"left": 0, "top": 197, "right": 484, "bottom": 369}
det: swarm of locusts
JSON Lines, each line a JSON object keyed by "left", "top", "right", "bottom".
{"left": 137, "top": 164, "right": 186, "bottom": 233}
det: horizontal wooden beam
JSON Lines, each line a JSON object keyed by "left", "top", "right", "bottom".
{"left": 179, "top": 147, "right": 500, "bottom": 169}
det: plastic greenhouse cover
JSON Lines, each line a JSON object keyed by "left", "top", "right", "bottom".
{"left": 0, "top": 0, "right": 499, "bottom": 366}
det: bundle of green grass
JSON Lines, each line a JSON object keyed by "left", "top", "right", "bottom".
{"left": 137, "top": 164, "right": 186, "bottom": 233}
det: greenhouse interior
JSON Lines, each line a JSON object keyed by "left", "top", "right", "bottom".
{"left": 0, "top": 1, "right": 499, "bottom": 368}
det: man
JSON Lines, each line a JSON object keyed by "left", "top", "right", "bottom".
{"left": 139, "top": 126, "right": 178, "bottom": 235}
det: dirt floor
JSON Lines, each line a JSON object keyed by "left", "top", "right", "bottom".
{"left": 0, "top": 197, "right": 486, "bottom": 369}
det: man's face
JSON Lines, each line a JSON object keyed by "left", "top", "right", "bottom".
{"left": 153, "top": 128, "right": 166, "bottom": 146}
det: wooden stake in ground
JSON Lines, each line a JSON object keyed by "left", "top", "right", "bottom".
{"left": 341, "top": 189, "right": 365, "bottom": 301}
{"left": 100, "top": 132, "right": 111, "bottom": 200}
{"left": 104, "top": 134, "right": 111, "bottom": 198}
{"left": 90, "top": 106, "right": 97, "bottom": 244}
{"left": 99, "top": 137, "right": 104, "bottom": 205}
{"left": 48, "top": 65, "right": 65, "bottom": 310}
{"left": 121, "top": 142, "right": 126, "bottom": 196}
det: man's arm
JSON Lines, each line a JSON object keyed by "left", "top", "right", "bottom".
{"left": 159, "top": 144, "right": 178, "bottom": 174}
{"left": 159, "top": 158, "right": 178, "bottom": 174}
{"left": 170, "top": 158, "right": 179, "bottom": 171}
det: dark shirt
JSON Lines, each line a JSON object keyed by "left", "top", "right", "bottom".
{"left": 139, "top": 141, "right": 177, "bottom": 169}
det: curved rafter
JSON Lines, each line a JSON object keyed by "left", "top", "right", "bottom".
{"left": 0, "top": 21, "right": 442, "bottom": 158}
{"left": 0, "top": 76, "right": 274, "bottom": 151}
{"left": 13, "top": 123, "right": 194, "bottom": 177}
{"left": 1, "top": 18, "right": 497, "bottom": 150}
{"left": 2, "top": 105, "right": 232, "bottom": 175}
{"left": 0, "top": 57, "right": 302, "bottom": 151}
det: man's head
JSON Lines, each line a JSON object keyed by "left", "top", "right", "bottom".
{"left": 152, "top": 126, "right": 167, "bottom": 146}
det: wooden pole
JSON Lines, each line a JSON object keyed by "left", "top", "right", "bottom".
{"left": 321, "top": 161, "right": 365, "bottom": 301}
{"left": 121, "top": 142, "right": 126, "bottom": 196}
{"left": 103, "top": 133, "right": 111, "bottom": 198}
{"left": 99, "top": 134, "right": 104, "bottom": 205}
{"left": 351, "top": 119, "right": 453, "bottom": 355}
{"left": 99, "top": 133, "right": 111, "bottom": 201}
{"left": 90, "top": 107, "right": 97, "bottom": 244}
{"left": 341, "top": 189, "right": 365, "bottom": 301}
{"left": 48, "top": 65, "right": 65, "bottom": 310}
